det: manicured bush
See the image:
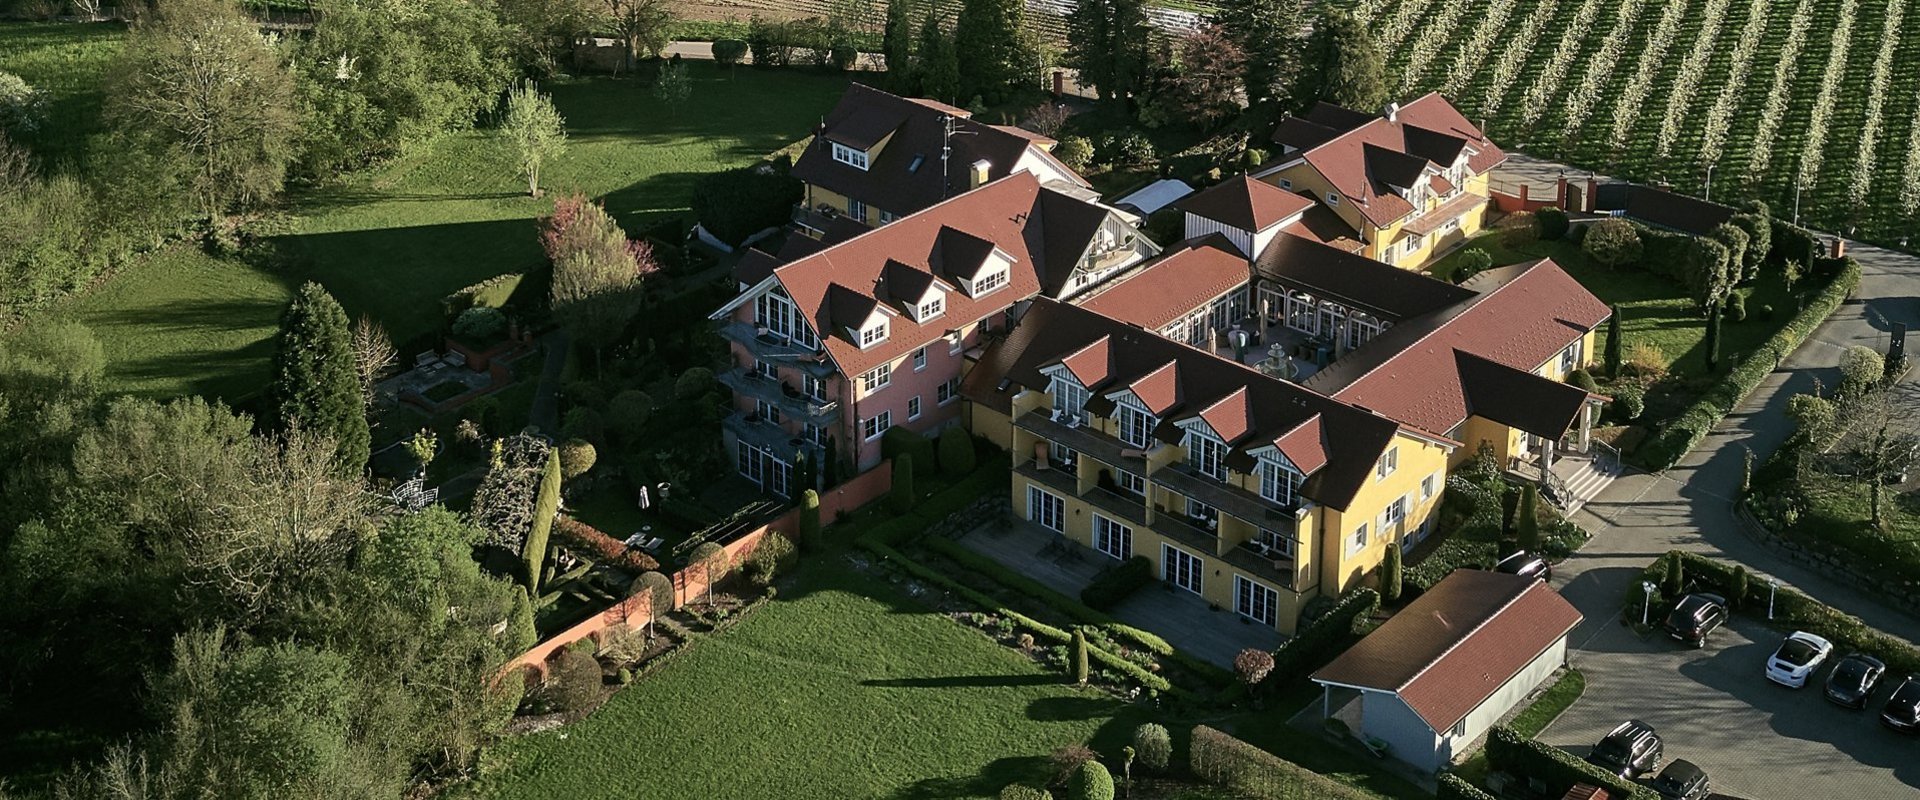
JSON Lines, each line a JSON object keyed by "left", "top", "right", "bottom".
{"left": 561, "top": 406, "right": 604, "bottom": 443}
{"left": 1437, "top": 773, "right": 1497, "bottom": 800}
{"left": 711, "top": 38, "right": 749, "bottom": 67}
{"left": 558, "top": 438, "right": 597, "bottom": 480}
{"left": 798, "top": 489, "right": 822, "bottom": 550}
{"left": 1079, "top": 556, "right": 1153, "bottom": 609}
{"left": 553, "top": 517, "right": 661, "bottom": 572}
{"left": 1637, "top": 259, "right": 1860, "bottom": 469}
{"left": 1611, "top": 384, "right": 1645, "bottom": 422}
{"left": 1055, "top": 135, "right": 1094, "bottom": 170}
{"left": 548, "top": 647, "right": 603, "bottom": 714}
{"left": 1189, "top": 726, "right": 1381, "bottom": 799}
{"left": 1567, "top": 368, "right": 1598, "bottom": 394}
{"left": 882, "top": 426, "right": 937, "bottom": 469}
{"left": 1536, "top": 206, "right": 1570, "bottom": 240}
{"left": 1067, "top": 761, "right": 1114, "bottom": 800}
{"left": 1072, "top": 627, "right": 1091, "bottom": 684}
{"left": 1769, "top": 219, "right": 1819, "bottom": 267}
{"left": 746, "top": 532, "right": 797, "bottom": 586}
{"left": 444, "top": 273, "right": 526, "bottom": 315}
{"left": 691, "top": 162, "right": 803, "bottom": 245}
{"left": 890, "top": 454, "right": 916, "bottom": 514}
{"left": 1583, "top": 218, "right": 1642, "bottom": 269}
{"left": 674, "top": 367, "right": 714, "bottom": 400}
{"left": 1656, "top": 551, "right": 1920, "bottom": 677}
{"left": 997, "top": 785, "right": 1048, "bottom": 800}
{"left": 1456, "top": 247, "right": 1494, "bottom": 281}
{"left": 1267, "top": 588, "right": 1379, "bottom": 683}
{"left": 938, "top": 426, "right": 977, "bottom": 475}
{"left": 1381, "top": 536, "right": 1402, "bottom": 603}
{"left": 1727, "top": 290, "right": 1748, "bottom": 322}
{"left": 1133, "top": 723, "right": 1172, "bottom": 772}
{"left": 1484, "top": 727, "right": 1654, "bottom": 800}
{"left": 452, "top": 306, "right": 507, "bottom": 342}
{"left": 1838, "top": 345, "right": 1885, "bottom": 398}
{"left": 1233, "top": 648, "right": 1274, "bottom": 688}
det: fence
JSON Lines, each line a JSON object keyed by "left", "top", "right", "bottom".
{"left": 500, "top": 461, "right": 892, "bottom": 680}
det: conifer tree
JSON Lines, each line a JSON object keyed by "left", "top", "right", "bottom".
{"left": 1301, "top": 9, "right": 1387, "bottom": 111}
{"left": 270, "top": 282, "right": 370, "bottom": 473}
{"left": 523, "top": 447, "right": 562, "bottom": 592}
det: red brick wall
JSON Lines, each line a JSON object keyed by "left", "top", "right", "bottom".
{"left": 499, "top": 462, "right": 894, "bottom": 679}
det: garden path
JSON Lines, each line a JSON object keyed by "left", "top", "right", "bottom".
{"left": 1500, "top": 154, "right": 1920, "bottom": 648}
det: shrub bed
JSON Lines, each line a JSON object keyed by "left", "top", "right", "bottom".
{"left": 1436, "top": 773, "right": 1497, "bottom": 800}
{"left": 1189, "top": 725, "right": 1384, "bottom": 800}
{"left": 1080, "top": 556, "right": 1153, "bottom": 610}
{"left": 1484, "top": 727, "right": 1654, "bottom": 800}
{"left": 1637, "top": 258, "right": 1861, "bottom": 469}
{"left": 554, "top": 517, "right": 662, "bottom": 573}
{"left": 1264, "top": 588, "right": 1379, "bottom": 687}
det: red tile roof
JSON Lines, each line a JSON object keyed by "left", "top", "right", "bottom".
{"left": 1128, "top": 360, "right": 1182, "bottom": 415}
{"left": 1176, "top": 175, "right": 1315, "bottom": 232}
{"left": 1305, "top": 259, "right": 1609, "bottom": 438}
{"left": 1060, "top": 335, "right": 1112, "bottom": 387}
{"left": 1075, "top": 238, "right": 1250, "bottom": 332}
{"left": 1272, "top": 93, "right": 1506, "bottom": 229}
{"left": 1312, "top": 570, "right": 1583, "bottom": 734}
{"left": 1197, "top": 387, "right": 1253, "bottom": 444}
{"left": 1272, "top": 415, "right": 1327, "bottom": 474}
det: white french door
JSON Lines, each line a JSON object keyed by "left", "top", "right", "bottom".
{"left": 1162, "top": 544, "right": 1203, "bottom": 595}
{"left": 1027, "top": 485, "right": 1065, "bottom": 533}
{"left": 1092, "top": 514, "right": 1133, "bottom": 560}
{"left": 1234, "top": 575, "right": 1279, "bottom": 627}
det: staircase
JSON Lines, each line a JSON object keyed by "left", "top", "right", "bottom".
{"left": 1554, "top": 443, "right": 1623, "bottom": 515}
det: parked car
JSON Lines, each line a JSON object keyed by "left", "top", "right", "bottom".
{"left": 1662, "top": 593, "right": 1728, "bottom": 648}
{"left": 1765, "top": 631, "right": 1834, "bottom": 688}
{"left": 1585, "top": 720, "right": 1662, "bottom": 778}
{"left": 1825, "top": 653, "right": 1887, "bottom": 708}
{"left": 1648, "top": 759, "right": 1711, "bottom": 800}
{"left": 1494, "top": 550, "right": 1551, "bottom": 582}
{"left": 1880, "top": 676, "right": 1920, "bottom": 732}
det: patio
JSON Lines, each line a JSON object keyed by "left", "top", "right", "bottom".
{"left": 953, "top": 517, "right": 1284, "bottom": 668}
{"left": 1209, "top": 316, "right": 1333, "bottom": 383}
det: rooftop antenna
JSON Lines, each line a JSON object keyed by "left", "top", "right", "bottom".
{"left": 942, "top": 114, "right": 977, "bottom": 199}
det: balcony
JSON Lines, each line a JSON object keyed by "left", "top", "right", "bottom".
{"left": 718, "top": 321, "right": 836, "bottom": 378}
{"left": 1224, "top": 540, "right": 1298, "bottom": 591}
{"left": 1150, "top": 509, "right": 1221, "bottom": 554}
{"left": 1015, "top": 458, "right": 1080, "bottom": 499}
{"left": 1149, "top": 464, "right": 1298, "bottom": 531}
{"left": 723, "top": 411, "right": 822, "bottom": 461}
{"left": 1014, "top": 409, "right": 1145, "bottom": 473}
{"left": 1083, "top": 483, "right": 1150, "bottom": 529}
{"left": 715, "top": 368, "right": 840, "bottom": 425}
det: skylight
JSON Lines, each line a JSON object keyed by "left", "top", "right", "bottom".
{"left": 908, "top": 154, "right": 926, "bottom": 173}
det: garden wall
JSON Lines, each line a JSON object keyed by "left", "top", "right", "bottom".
{"left": 501, "top": 463, "right": 893, "bottom": 679}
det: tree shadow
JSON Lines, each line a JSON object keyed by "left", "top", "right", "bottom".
{"left": 1025, "top": 693, "right": 1124, "bottom": 722}
{"left": 862, "top": 674, "right": 1061, "bottom": 689}
{"left": 882, "top": 755, "right": 1051, "bottom": 800}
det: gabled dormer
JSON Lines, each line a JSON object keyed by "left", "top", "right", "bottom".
{"left": 879, "top": 259, "right": 949, "bottom": 323}
{"left": 1175, "top": 175, "right": 1314, "bottom": 258}
{"left": 930, "top": 226, "right": 1016, "bottom": 298}
{"left": 826, "top": 282, "right": 895, "bottom": 350}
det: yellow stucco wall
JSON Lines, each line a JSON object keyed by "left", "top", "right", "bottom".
{"left": 1315, "top": 432, "right": 1450, "bottom": 593}
{"left": 1264, "top": 163, "right": 1497, "bottom": 270}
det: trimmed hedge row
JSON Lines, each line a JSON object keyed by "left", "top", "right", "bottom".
{"left": 1435, "top": 774, "right": 1497, "bottom": 800}
{"left": 1638, "top": 551, "right": 1920, "bottom": 678}
{"left": 1267, "top": 587, "right": 1380, "bottom": 685}
{"left": 1638, "top": 258, "right": 1861, "bottom": 469}
{"left": 1080, "top": 555, "right": 1154, "bottom": 610}
{"left": 862, "top": 456, "right": 1013, "bottom": 548}
{"left": 1189, "top": 725, "right": 1386, "bottom": 800}
{"left": 1484, "top": 727, "right": 1655, "bottom": 800}
{"left": 553, "top": 517, "right": 661, "bottom": 572}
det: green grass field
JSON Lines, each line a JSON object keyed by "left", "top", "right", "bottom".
{"left": 465, "top": 561, "right": 1152, "bottom": 800}
{"left": 0, "top": 19, "right": 852, "bottom": 400}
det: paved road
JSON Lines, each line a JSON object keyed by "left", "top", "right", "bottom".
{"left": 1543, "top": 615, "right": 1919, "bottom": 799}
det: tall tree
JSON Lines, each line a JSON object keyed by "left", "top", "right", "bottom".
{"left": 1849, "top": 389, "right": 1920, "bottom": 528}
{"left": 107, "top": 0, "right": 299, "bottom": 215}
{"left": 1704, "top": 301, "right": 1723, "bottom": 373}
{"left": 523, "top": 446, "right": 562, "bottom": 592}
{"left": 1300, "top": 8, "right": 1386, "bottom": 112}
{"left": 883, "top": 0, "right": 917, "bottom": 91}
{"left": 1517, "top": 482, "right": 1541, "bottom": 553}
{"left": 350, "top": 315, "right": 396, "bottom": 414}
{"left": 497, "top": 0, "right": 597, "bottom": 77}
{"left": 270, "top": 282, "right": 371, "bottom": 473}
{"left": 954, "top": 0, "right": 1030, "bottom": 102}
{"left": 1380, "top": 535, "right": 1402, "bottom": 602}
{"left": 916, "top": 14, "right": 962, "bottom": 103}
{"left": 1604, "top": 305, "right": 1624, "bottom": 378}
{"left": 541, "top": 194, "right": 659, "bottom": 370}
{"left": 1064, "top": 0, "right": 1151, "bottom": 104}
{"left": 600, "top": 0, "right": 676, "bottom": 74}
{"left": 1157, "top": 25, "right": 1247, "bottom": 127}
{"left": 1212, "top": 0, "right": 1303, "bottom": 106}
{"left": 501, "top": 80, "right": 567, "bottom": 198}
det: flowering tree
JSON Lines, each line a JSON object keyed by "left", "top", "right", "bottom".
{"left": 541, "top": 193, "right": 660, "bottom": 371}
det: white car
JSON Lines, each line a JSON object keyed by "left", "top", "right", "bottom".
{"left": 1766, "top": 631, "right": 1834, "bottom": 688}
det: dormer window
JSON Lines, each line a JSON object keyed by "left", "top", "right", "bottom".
{"left": 917, "top": 295, "right": 944, "bottom": 321}
{"left": 831, "top": 142, "right": 869, "bottom": 171}
{"left": 1326, "top": 192, "right": 1341, "bottom": 206}
{"left": 970, "top": 267, "right": 1009, "bottom": 297}
{"left": 859, "top": 320, "right": 888, "bottom": 347}
{"left": 1185, "top": 431, "right": 1227, "bottom": 482}
{"left": 1257, "top": 459, "right": 1303, "bottom": 506}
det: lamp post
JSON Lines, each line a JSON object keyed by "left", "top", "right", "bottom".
{"left": 1641, "top": 581, "right": 1657, "bottom": 626}
{"left": 1705, "top": 163, "right": 1715, "bottom": 203}
{"left": 1768, "top": 577, "right": 1779, "bottom": 620}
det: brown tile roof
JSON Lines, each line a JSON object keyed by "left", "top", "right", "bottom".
{"left": 734, "top": 247, "right": 782, "bottom": 286}
{"left": 1271, "top": 93, "right": 1506, "bottom": 229}
{"left": 1254, "top": 233, "right": 1474, "bottom": 321}
{"left": 962, "top": 298, "right": 1403, "bottom": 510}
{"left": 1303, "top": 259, "right": 1609, "bottom": 438}
{"left": 791, "top": 83, "right": 1086, "bottom": 218}
{"left": 1059, "top": 335, "right": 1112, "bottom": 386}
{"left": 1312, "top": 570, "right": 1582, "bottom": 733}
{"left": 1280, "top": 203, "right": 1366, "bottom": 254}
{"left": 1176, "top": 175, "right": 1315, "bottom": 232}
{"left": 1076, "top": 237, "right": 1250, "bottom": 332}
{"left": 1455, "top": 350, "right": 1593, "bottom": 439}
{"left": 1561, "top": 786, "right": 1609, "bottom": 800}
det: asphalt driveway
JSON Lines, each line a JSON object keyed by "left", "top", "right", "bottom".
{"left": 1541, "top": 614, "right": 1920, "bottom": 799}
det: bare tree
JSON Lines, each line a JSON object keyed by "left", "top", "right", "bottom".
{"left": 350, "top": 314, "right": 396, "bottom": 412}
{"left": 69, "top": 0, "right": 104, "bottom": 20}
{"left": 600, "top": 0, "right": 675, "bottom": 75}
{"left": 1846, "top": 388, "right": 1920, "bottom": 528}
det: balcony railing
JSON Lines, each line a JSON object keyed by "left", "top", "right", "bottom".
{"left": 717, "top": 322, "right": 836, "bottom": 377}
{"left": 716, "top": 368, "right": 839, "bottom": 425}
{"left": 723, "top": 411, "right": 823, "bottom": 460}
{"left": 1224, "top": 539, "right": 1298, "bottom": 590}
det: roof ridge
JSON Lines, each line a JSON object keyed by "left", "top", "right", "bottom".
{"left": 1328, "top": 258, "right": 1550, "bottom": 405}
{"left": 773, "top": 172, "right": 1035, "bottom": 284}
{"left": 1394, "top": 579, "right": 1543, "bottom": 695}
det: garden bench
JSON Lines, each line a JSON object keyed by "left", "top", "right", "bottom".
{"left": 414, "top": 351, "right": 439, "bottom": 368}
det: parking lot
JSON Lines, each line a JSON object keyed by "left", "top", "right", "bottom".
{"left": 1541, "top": 614, "right": 1920, "bottom": 799}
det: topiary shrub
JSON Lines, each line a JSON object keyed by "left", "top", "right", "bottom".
{"left": 745, "top": 532, "right": 796, "bottom": 586}
{"left": 675, "top": 367, "right": 715, "bottom": 400}
{"left": 1727, "top": 290, "right": 1748, "bottom": 322}
{"left": 1610, "top": 384, "right": 1645, "bottom": 422}
{"left": 558, "top": 438, "right": 597, "bottom": 480}
{"left": 938, "top": 426, "right": 977, "bottom": 475}
{"left": 1567, "top": 368, "right": 1599, "bottom": 394}
{"left": 1055, "top": 136, "right": 1094, "bottom": 170}
{"left": 798, "top": 489, "right": 822, "bottom": 550}
{"left": 1536, "top": 206, "right": 1570, "bottom": 240}
{"left": 711, "top": 38, "right": 749, "bottom": 67}
{"left": 1066, "top": 761, "right": 1114, "bottom": 800}
{"left": 881, "top": 426, "right": 936, "bottom": 469}
{"left": 1583, "top": 218, "right": 1643, "bottom": 269}
{"left": 1455, "top": 247, "right": 1494, "bottom": 281}
{"left": 1838, "top": 345, "right": 1885, "bottom": 398}
{"left": 452, "top": 306, "right": 507, "bottom": 343}
{"left": 561, "top": 406, "right": 604, "bottom": 443}
{"left": 1132, "top": 723, "right": 1172, "bottom": 773}
{"left": 547, "top": 647, "right": 603, "bottom": 714}
{"left": 890, "top": 454, "right": 916, "bottom": 514}
{"left": 997, "top": 785, "right": 1048, "bottom": 800}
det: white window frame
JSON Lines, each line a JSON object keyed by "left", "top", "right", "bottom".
{"left": 847, "top": 198, "right": 867, "bottom": 222}
{"left": 1326, "top": 192, "right": 1341, "bottom": 205}
{"left": 1349, "top": 522, "right": 1368, "bottom": 554}
{"left": 830, "top": 142, "right": 869, "bottom": 170}
{"left": 1376, "top": 446, "right": 1398, "bottom": 480}
{"left": 859, "top": 321, "right": 887, "bottom": 348}
{"left": 1186, "top": 432, "right": 1227, "bottom": 482}
{"left": 1163, "top": 544, "right": 1203, "bottom": 594}
{"left": 913, "top": 347, "right": 928, "bottom": 371}
{"left": 1051, "top": 376, "right": 1089, "bottom": 416}
{"left": 1114, "top": 469, "right": 1146, "bottom": 497}
{"left": 947, "top": 329, "right": 964, "bottom": 355}
{"left": 1027, "top": 485, "right": 1065, "bottom": 533}
{"left": 1258, "top": 459, "right": 1301, "bottom": 506}
{"left": 1421, "top": 471, "right": 1438, "bottom": 501}
{"left": 1560, "top": 339, "right": 1584, "bottom": 373}
{"left": 1093, "top": 514, "right": 1133, "bottom": 560}
{"left": 971, "top": 268, "right": 1009, "bottom": 296}
{"left": 878, "top": 209, "right": 898, "bottom": 224}
{"left": 1254, "top": 527, "right": 1294, "bottom": 557}
{"left": 918, "top": 296, "right": 944, "bottom": 321}
{"left": 859, "top": 363, "right": 891, "bottom": 393}
{"left": 1049, "top": 440, "right": 1079, "bottom": 470}
{"left": 1279, "top": 177, "right": 1293, "bottom": 190}
{"left": 862, "top": 411, "right": 891, "bottom": 440}
{"left": 1185, "top": 498, "right": 1218, "bottom": 529}
{"left": 1234, "top": 575, "right": 1279, "bottom": 627}
{"left": 754, "top": 290, "right": 818, "bottom": 350}
{"left": 1379, "top": 495, "right": 1406, "bottom": 532}
{"left": 907, "top": 395, "right": 922, "bottom": 420}
{"left": 755, "top": 399, "right": 781, "bottom": 425}
{"left": 804, "top": 373, "right": 829, "bottom": 403}
{"left": 937, "top": 377, "right": 961, "bottom": 405}
{"left": 1117, "top": 402, "right": 1157, "bottom": 449}
{"left": 1404, "top": 234, "right": 1421, "bottom": 255}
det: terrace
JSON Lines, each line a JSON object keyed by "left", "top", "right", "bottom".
{"left": 715, "top": 366, "right": 840, "bottom": 426}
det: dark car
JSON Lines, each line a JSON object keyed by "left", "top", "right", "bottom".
{"left": 1826, "top": 653, "right": 1888, "bottom": 709}
{"left": 1585, "top": 720, "right": 1662, "bottom": 778}
{"left": 1494, "top": 550, "right": 1551, "bottom": 582}
{"left": 1648, "top": 759, "right": 1711, "bottom": 800}
{"left": 1881, "top": 676, "right": 1920, "bottom": 731}
{"left": 1662, "top": 593, "right": 1728, "bottom": 648}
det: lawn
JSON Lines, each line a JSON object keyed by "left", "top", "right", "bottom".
{"left": 464, "top": 560, "right": 1153, "bottom": 800}
{"left": 0, "top": 21, "right": 122, "bottom": 165}
{"left": 1451, "top": 668, "right": 1586, "bottom": 786}
{"left": 15, "top": 35, "right": 852, "bottom": 400}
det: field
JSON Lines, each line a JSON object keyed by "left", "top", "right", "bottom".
{"left": 463, "top": 560, "right": 1155, "bottom": 800}
{"left": 1366, "top": 0, "right": 1920, "bottom": 245}
{"left": 0, "top": 22, "right": 121, "bottom": 165}
{"left": 1, "top": 21, "right": 851, "bottom": 400}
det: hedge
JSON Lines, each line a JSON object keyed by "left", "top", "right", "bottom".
{"left": 1189, "top": 726, "right": 1386, "bottom": 800}
{"left": 443, "top": 272, "right": 526, "bottom": 316}
{"left": 1638, "top": 551, "right": 1920, "bottom": 677}
{"left": 552, "top": 517, "right": 661, "bottom": 573}
{"left": 1080, "top": 556, "right": 1154, "bottom": 610}
{"left": 1435, "top": 774, "right": 1497, "bottom": 800}
{"left": 861, "top": 456, "right": 1012, "bottom": 548}
{"left": 1484, "top": 727, "right": 1655, "bottom": 800}
{"left": 1266, "top": 587, "right": 1379, "bottom": 685}
{"left": 690, "top": 161, "right": 803, "bottom": 246}
{"left": 1637, "top": 258, "right": 1860, "bottom": 469}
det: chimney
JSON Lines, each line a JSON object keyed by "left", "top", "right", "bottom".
{"left": 969, "top": 159, "right": 992, "bottom": 189}
{"left": 1385, "top": 102, "right": 1400, "bottom": 123}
